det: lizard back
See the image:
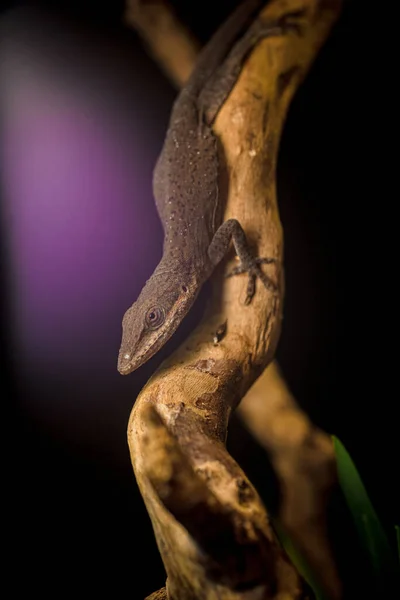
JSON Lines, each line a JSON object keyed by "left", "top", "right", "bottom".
{"left": 153, "top": 0, "right": 264, "bottom": 275}
{"left": 152, "top": 95, "right": 221, "bottom": 274}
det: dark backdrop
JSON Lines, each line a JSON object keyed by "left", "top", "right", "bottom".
{"left": 1, "top": 1, "right": 396, "bottom": 598}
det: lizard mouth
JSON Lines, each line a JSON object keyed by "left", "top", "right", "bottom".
{"left": 118, "top": 359, "right": 134, "bottom": 375}
{"left": 117, "top": 333, "right": 164, "bottom": 375}
{"left": 117, "top": 350, "right": 139, "bottom": 375}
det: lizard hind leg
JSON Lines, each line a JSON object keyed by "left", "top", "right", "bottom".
{"left": 207, "top": 218, "right": 278, "bottom": 305}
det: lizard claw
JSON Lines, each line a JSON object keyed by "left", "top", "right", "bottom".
{"left": 244, "top": 273, "right": 256, "bottom": 305}
{"left": 226, "top": 257, "right": 278, "bottom": 305}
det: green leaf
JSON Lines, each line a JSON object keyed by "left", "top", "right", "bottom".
{"left": 332, "top": 436, "right": 397, "bottom": 581}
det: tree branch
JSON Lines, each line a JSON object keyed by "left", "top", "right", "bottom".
{"left": 238, "top": 363, "right": 339, "bottom": 598}
{"left": 124, "top": 0, "right": 200, "bottom": 87}
{"left": 125, "top": 0, "right": 342, "bottom": 597}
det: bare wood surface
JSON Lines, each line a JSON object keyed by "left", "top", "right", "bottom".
{"left": 125, "top": 0, "right": 342, "bottom": 598}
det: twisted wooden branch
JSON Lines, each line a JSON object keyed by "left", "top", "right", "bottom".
{"left": 125, "top": 0, "right": 342, "bottom": 597}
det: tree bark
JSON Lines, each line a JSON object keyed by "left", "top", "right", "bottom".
{"left": 124, "top": 1, "right": 343, "bottom": 597}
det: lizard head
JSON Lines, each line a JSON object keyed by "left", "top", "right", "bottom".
{"left": 117, "top": 267, "right": 198, "bottom": 375}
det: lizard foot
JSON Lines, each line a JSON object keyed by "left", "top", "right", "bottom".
{"left": 226, "top": 257, "right": 278, "bottom": 305}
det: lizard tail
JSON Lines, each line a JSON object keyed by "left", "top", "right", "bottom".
{"left": 185, "top": 0, "right": 264, "bottom": 96}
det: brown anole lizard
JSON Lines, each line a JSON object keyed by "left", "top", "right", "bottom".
{"left": 118, "top": 0, "right": 302, "bottom": 375}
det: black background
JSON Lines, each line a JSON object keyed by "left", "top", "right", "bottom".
{"left": 1, "top": 1, "right": 397, "bottom": 598}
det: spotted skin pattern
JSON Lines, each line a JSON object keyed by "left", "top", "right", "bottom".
{"left": 118, "top": 1, "right": 302, "bottom": 374}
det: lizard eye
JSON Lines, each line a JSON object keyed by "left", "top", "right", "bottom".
{"left": 145, "top": 306, "right": 165, "bottom": 330}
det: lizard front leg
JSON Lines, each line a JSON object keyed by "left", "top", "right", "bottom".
{"left": 207, "top": 218, "right": 278, "bottom": 305}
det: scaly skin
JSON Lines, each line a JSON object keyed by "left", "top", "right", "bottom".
{"left": 118, "top": 1, "right": 301, "bottom": 375}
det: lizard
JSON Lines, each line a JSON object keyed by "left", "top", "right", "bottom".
{"left": 118, "top": 0, "right": 302, "bottom": 375}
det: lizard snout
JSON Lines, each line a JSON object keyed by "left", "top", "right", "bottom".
{"left": 117, "top": 351, "right": 133, "bottom": 375}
